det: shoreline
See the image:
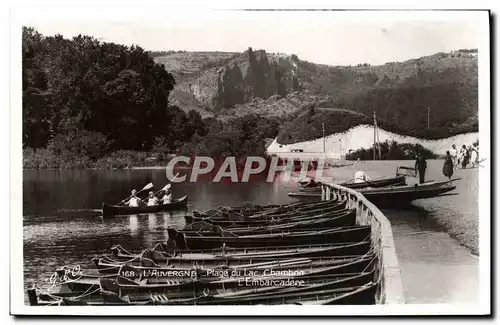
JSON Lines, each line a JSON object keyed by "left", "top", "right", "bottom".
{"left": 414, "top": 201, "right": 479, "bottom": 256}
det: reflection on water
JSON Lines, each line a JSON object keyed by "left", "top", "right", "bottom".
{"left": 148, "top": 213, "right": 157, "bottom": 231}
{"left": 22, "top": 166, "right": 479, "bottom": 304}
{"left": 129, "top": 215, "right": 138, "bottom": 237}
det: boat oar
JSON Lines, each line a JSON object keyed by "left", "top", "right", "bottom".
{"left": 153, "top": 172, "right": 180, "bottom": 197}
{"left": 117, "top": 182, "right": 153, "bottom": 206}
{"left": 153, "top": 184, "right": 170, "bottom": 196}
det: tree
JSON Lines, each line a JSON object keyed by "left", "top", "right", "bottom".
{"left": 22, "top": 27, "right": 177, "bottom": 152}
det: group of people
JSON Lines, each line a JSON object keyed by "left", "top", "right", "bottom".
{"left": 443, "top": 142, "right": 480, "bottom": 179}
{"left": 448, "top": 143, "right": 479, "bottom": 170}
{"left": 124, "top": 184, "right": 172, "bottom": 207}
{"left": 349, "top": 141, "right": 479, "bottom": 186}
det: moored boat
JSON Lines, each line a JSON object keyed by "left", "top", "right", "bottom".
{"left": 189, "top": 199, "right": 347, "bottom": 222}
{"left": 184, "top": 208, "right": 356, "bottom": 230}
{"left": 289, "top": 178, "right": 459, "bottom": 206}
{"left": 359, "top": 180, "right": 458, "bottom": 207}
{"left": 110, "top": 241, "right": 372, "bottom": 262}
{"left": 175, "top": 226, "right": 372, "bottom": 250}
{"left": 298, "top": 175, "right": 406, "bottom": 191}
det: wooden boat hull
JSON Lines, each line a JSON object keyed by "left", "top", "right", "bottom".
{"left": 176, "top": 226, "right": 371, "bottom": 250}
{"left": 360, "top": 184, "right": 456, "bottom": 207}
{"left": 298, "top": 176, "right": 406, "bottom": 192}
{"left": 184, "top": 209, "right": 356, "bottom": 231}
{"left": 99, "top": 269, "right": 375, "bottom": 298}
{"left": 149, "top": 283, "right": 377, "bottom": 305}
{"left": 94, "top": 253, "right": 373, "bottom": 275}
{"left": 289, "top": 180, "right": 458, "bottom": 206}
{"left": 340, "top": 176, "right": 406, "bottom": 189}
{"left": 177, "top": 211, "right": 357, "bottom": 237}
{"left": 102, "top": 195, "right": 188, "bottom": 217}
{"left": 111, "top": 241, "right": 372, "bottom": 262}
{"left": 189, "top": 200, "right": 347, "bottom": 223}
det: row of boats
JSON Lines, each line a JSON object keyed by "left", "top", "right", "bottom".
{"left": 27, "top": 197, "right": 379, "bottom": 306}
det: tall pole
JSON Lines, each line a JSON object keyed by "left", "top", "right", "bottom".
{"left": 427, "top": 107, "right": 430, "bottom": 129}
{"left": 373, "top": 111, "right": 376, "bottom": 161}
{"left": 322, "top": 122, "right": 325, "bottom": 153}
{"left": 339, "top": 139, "right": 342, "bottom": 161}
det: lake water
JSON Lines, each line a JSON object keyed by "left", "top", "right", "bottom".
{"left": 22, "top": 160, "right": 479, "bottom": 304}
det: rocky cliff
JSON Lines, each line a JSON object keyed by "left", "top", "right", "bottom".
{"left": 162, "top": 48, "right": 301, "bottom": 115}
{"left": 153, "top": 49, "right": 478, "bottom": 139}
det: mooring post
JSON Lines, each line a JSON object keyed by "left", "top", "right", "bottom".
{"left": 356, "top": 199, "right": 362, "bottom": 219}
{"left": 27, "top": 285, "right": 38, "bottom": 306}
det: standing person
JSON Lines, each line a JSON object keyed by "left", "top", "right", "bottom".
{"left": 161, "top": 184, "right": 172, "bottom": 204}
{"left": 147, "top": 191, "right": 159, "bottom": 206}
{"left": 415, "top": 153, "right": 427, "bottom": 184}
{"left": 442, "top": 151, "right": 454, "bottom": 180}
{"left": 460, "top": 144, "right": 469, "bottom": 169}
{"left": 470, "top": 142, "right": 479, "bottom": 167}
{"left": 125, "top": 189, "right": 141, "bottom": 207}
{"left": 450, "top": 144, "right": 458, "bottom": 170}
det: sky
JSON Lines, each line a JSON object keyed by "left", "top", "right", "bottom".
{"left": 21, "top": 10, "right": 483, "bottom": 66}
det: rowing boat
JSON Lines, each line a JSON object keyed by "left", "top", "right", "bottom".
{"left": 358, "top": 179, "right": 459, "bottom": 207}
{"left": 189, "top": 199, "right": 347, "bottom": 222}
{"left": 175, "top": 226, "right": 371, "bottom": 250}
{"left": 99, "top": 269, "right": 375, "bottom": 297}
{"left": 148, "top": 283, "right": 377, "bottom": 305}
{"left": 184, "top": 208, "right": 356, "bottom": 230}
{"left": 289, "top": 179, "right": 459, "bottom": 205}
{"left": 298, "top": 176, "right": 406, "bottom": 191}
{"left": 94, "top": 252, "right": 374, "bottom": 275}
{"left": 101, "top": 195, "right": 188, "bottom": 217}
{"left": 110, "top": 241, "right": 372, "bottom": 262}
{"left": 341, "top": 175, "right": 406, "bottom": 189}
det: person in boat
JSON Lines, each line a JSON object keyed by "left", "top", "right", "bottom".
{"left": 298, "top": 177, "right": 318, "bottom": 188}
{"left": 125, "top": 189, "right": 142, "bottom": 207}
{"left": 415, "top": 153, "right": 427, "bottom": 184}
{"left": 147, "top": 191, "right": 159, "bottom": 206}
{"left": 161, "top": 184, "right": 172, "bottom": 204}
{"left": 305, "top": 178, "right": 318, "bottom": 188}
{"left": 442, "top": 151, "right": 454, "bottom": 180}
{"left": 450, "top": 144, "right": 458, "bottom": 170}
{"left": 353, "top": 171, "right": 370, "bottom": 183}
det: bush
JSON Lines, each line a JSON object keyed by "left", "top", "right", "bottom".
{"left": 94, "top": 150, "right": 151, "bottom": 169}
{"left": 346, "top": 140, "right": 437, "bottom": 160}
{"left": 47, "top": 128, "right": 112, "bottom": 161}
{"left": 23, "top": 146, "right": 160, "bottom": 170}
{"left": 23, "top": 147, "right": 60, "bottom": 169}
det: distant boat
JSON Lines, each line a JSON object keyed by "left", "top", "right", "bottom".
{"left": 298, "top": 175, "right": 406, "bottom": 191}
{"left": 289, "top": 179, "right": 459, "bottom": 207}
{"left": 357, "top": 179, "right": 459, "bottom": 207}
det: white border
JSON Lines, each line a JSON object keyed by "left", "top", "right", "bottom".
{"left": 9, "top": 4, "right": 491, "bottom": 317}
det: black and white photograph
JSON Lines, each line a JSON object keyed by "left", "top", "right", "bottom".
{"left": 9, "top": 5, "right": 491, "bottom": 316}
